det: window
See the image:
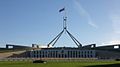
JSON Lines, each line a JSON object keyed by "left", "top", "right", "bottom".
{"left": 114, "top": 46, "right": 119, "bottom": 49}
{"left": 91, "top": 55, "right": 93, "bottom": 58}
{"left": 8, "top": 46, "right": 13, "bottom": 49}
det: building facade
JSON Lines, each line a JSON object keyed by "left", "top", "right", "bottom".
{"left": 30, "top": 47, "right": 96, "bottom": 58}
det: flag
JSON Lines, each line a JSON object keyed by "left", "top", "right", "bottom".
{"left": 59, "top": 8, "right": 65, "bottom": 12}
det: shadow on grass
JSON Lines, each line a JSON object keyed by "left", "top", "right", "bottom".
{"left": 85, "top": 63, "right": 120, "bottom": 67}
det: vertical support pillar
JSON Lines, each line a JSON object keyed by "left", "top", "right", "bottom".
{"left": 6, "top": 45, "right": 8, "bottom": 49}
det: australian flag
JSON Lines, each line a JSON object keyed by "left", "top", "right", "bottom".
{"left": 59, "top": 8, "right": 65, "bottom": 12}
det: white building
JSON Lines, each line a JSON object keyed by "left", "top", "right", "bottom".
{"left": 30, "top": 47, "right": 96, "bottom": 58}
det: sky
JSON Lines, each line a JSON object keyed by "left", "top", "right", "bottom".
{"left": 0, "top": 0, "right": 120, "bottom": 47}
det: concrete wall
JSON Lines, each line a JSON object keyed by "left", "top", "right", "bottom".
{"left": 96, "top": 50, "right": 120, "bottom": 59}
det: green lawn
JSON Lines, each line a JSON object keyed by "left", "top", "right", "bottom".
{"left": 0, "top": 61, "right": 120, "bottom": 67}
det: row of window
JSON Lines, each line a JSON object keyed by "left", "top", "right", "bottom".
{"left": 31, "top": 50, "right": 95, "bottom": 58}
{"left": 33, "top": 54, "right": 94, "bottom": 58}
{"left": 33, "top": 50, "right": 94, "bottom": 54}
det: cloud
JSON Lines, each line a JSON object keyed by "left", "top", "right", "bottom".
{"left": 73, "top": 0, "right": 98, "bottom": 28}
{"left": 99, "top": 13, "right": 120, "bottom": 46}
{"left": 102, "top": 40, "right": 120, "bottom": 45}
{"left": 110, "top": 14, "right": 120, "bottom": 34}
{"left": 88, "top": 19, "right": 98, "bottom": 28}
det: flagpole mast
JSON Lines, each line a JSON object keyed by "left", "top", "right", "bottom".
{"left": 63, "top": 7, "right": 67, "bottom": 30}
{"left": 47, "top": 7, "right": 82, "bottom": 48}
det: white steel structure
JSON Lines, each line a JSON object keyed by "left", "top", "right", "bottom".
{"left": 30, "top": 8, "right": 96, "bottom": 59}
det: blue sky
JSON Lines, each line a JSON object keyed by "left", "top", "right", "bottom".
{"left": 0, "top": 0, "right": 120, "bottom": 47}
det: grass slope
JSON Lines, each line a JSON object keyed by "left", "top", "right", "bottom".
{"left": 0, "top": 61, "right": 120, "bottom": 67}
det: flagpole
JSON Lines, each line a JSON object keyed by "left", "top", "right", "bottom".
{"left": 47, "top": 7, "right": 82, "bottom": 48}
{"left": 63, "top": 7, "right": 67, "bottom": 33}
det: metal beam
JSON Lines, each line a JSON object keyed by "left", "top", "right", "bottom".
{"left": 47, "top": 30, "right": 64, "bottom": 47}
{"left": 66, "top": 30, "right": 82, "bottom": 47}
